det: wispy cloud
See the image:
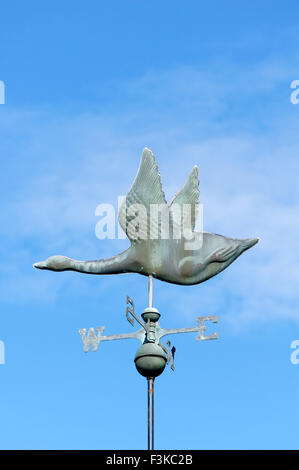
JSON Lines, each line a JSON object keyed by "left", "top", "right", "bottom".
{"left": 1, "top": 60, "right": 298, "bottom": 328}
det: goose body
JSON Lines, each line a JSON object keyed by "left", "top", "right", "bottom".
{"left": 34, "top": 149, "right": 259, "bottom": 285}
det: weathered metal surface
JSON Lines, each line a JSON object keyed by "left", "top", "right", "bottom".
{"left": 126, "top": 296, "right": 135, "bottom": 327}
{"left": 78, "top": 326, "right": 146, "bottom": 352}
{"left": 148, "top": 274, "right": 153, "bottom": 307}
{"left": 125, "top": 295, "right": 147, "bottom": 331}
{"left": 147, "top": 378, "right": 154, "bottom": 451}
{"left": 33, "top": 148, "right": 259, "bottom": 287}
{"left": 166, "top": 340, "right": 176, "bottom": 371}
{"left": 134, "top": 343, "right": 167, "bottom": 378}
{"left": 32, "top": 147, "right": 254, "bottom": 450}
{"left": 79, "top": 294, "right": 218, "bottom": 374}
{"left": 156, "top": 315, "right": 218, "bottom": 342}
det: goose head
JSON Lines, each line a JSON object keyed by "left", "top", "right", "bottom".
{"left": 33, "top": 255, "right": 73, "bottom": 271}
{"left": 240, "top": 237, "right": 260, "bottom": 253}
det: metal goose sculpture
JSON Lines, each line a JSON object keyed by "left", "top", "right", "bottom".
{"left": 34, "top": 148, "right": 259, "bottom": 285}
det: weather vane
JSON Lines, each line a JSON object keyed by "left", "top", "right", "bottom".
{"left": 34, "top": 148, "right": 259, "bottom": 450}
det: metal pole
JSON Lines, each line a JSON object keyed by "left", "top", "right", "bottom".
{"left": 147, "top": 377, "right": 154, "bottom": 450}
{"left": 148, "top": 275, "right": 153, "bottom": 308}
{"left": 147, "top": 275, "right": 154, "bottom": 450}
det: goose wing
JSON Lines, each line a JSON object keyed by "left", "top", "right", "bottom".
{"left": 169, "top": 165, "right": 200, "bottom": 239}
{"left": 118, "top": 148, "right": 166, "bottom": 243}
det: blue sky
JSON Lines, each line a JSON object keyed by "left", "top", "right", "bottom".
{"left": 1, "top": 0, "right": 299, "bottom": 450}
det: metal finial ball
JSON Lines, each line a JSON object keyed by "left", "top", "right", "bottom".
{"left": 141, "top": 307, "right": 160, "bottom": 323}
{"left": 134, "top": 343, "right": 167, "bottom": 378}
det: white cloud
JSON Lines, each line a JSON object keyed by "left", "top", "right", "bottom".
{"left": 1, "top": 61, "right": 299, "bottom": 328}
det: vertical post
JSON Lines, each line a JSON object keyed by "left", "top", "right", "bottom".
{"left": 148, "top": 275, "right": 153, "bottom": 308}
{"left": 147, "top": 276, "right": 154, "bottom": 449}
{"left": 147, "top": 377, "right": 154, "bottom": 450}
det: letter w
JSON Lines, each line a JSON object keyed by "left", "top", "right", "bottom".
{"left": 78, "top": 327, "right": 105, "bottom": 352}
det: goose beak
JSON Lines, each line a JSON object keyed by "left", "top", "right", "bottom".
{"left": 243, "top": 237, "right": 260, "bottom": 249}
